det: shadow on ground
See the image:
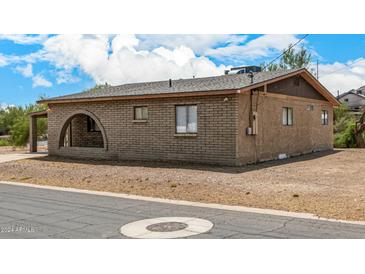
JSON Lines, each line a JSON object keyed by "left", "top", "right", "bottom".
{"left": 29, "top": 149, "right": 342, "bottom": 174}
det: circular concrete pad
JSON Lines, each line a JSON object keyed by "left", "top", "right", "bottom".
{"left": 120, "top": 217, "right": 214, "bottom": 239}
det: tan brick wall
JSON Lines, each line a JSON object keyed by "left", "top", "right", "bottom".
{"left": 48, "top": 95, "right": 238, "bottom": 165}
{"left": 69, "top": 114, "right": 104, "bottom": 148}
{"left": 236, "top": 93, "right": 333, "bottom": 165}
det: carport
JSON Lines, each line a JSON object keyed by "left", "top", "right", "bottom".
{"left": 29, "top": 110, "right": 48, "bottom": 153}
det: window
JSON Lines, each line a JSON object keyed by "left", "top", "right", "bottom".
{"left": 321, "top": 110, "right": 329, "bottom": 125}
{"left": 134, "top": 106, "right": 148, "bottom": 120}
{"left": 282, "top": 107, "right": 293, "bottom": 126}
{"left": 87, "top": 116, "right": 100, "bottom": 132}
{"left": 307, "top": 104, "right": 314, "bottom": 111}
{"left": 176, "top": 105, "right": 197, "bottom": 133}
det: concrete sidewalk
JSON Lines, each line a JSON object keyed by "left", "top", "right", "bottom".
{"left": 0, "top": 152, "right": 47, "bottom": 164}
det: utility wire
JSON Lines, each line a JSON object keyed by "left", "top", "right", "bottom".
{"left": 261, "top": 34, "right": 309, "bottom": 71}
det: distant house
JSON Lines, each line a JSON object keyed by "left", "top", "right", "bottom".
{"left": 337, "top": 87, "right": 365, "bottom": 112}
{"left": 33, "top": 68, "right": 339, "bottom": 166}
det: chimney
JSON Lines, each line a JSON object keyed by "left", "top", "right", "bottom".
{"left": 169, "top": 79, "right": 172, "bottom": 88}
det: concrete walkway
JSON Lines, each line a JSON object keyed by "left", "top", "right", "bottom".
{"left": 0, "top": 182, "right": 364, "bottom": 239}
{"left": 0, "top": 152, "right": 47, "bottom": 164}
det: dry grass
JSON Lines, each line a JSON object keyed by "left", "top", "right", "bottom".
{"left": 0, "top": 149, "right": 364, "bottom": 221}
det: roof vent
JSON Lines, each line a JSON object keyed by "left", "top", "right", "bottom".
{"left": 247, "top": 72, "right": 254, "bottom": 84}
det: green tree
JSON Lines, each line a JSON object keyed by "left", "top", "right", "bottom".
{"left": 0, "top": 102, "right": 47, "bottom": 147}
{"left": 261, "top": 44, "right": 312, "bottom": 71}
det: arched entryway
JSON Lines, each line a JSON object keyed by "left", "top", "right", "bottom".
{"left": 59, "top": 110, "right": 107, "bottom": 150}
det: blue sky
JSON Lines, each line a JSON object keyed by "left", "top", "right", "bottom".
{"left": 1, "top": 34, "right": 365, "bottom": 108}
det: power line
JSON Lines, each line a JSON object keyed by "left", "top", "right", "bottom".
{"left": 261, "top": 34, "right": 309, "bottom": 71}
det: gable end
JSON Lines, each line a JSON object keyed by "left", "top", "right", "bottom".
{"left": 267, "top": 75, "right": 327, "bottom": 101}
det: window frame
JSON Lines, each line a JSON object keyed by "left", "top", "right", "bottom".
{"left": 321, "top": 110, "right": 329, "bottom": 125}
{"left": 133, "top": 106, "right": 148, "bottom": 121}
{"left": 282, "top": 107, "right": 293, "bottom": 126}
{"left": 86, "top": 116, "right": 101, "bottom": 132}
{"left": 175, "top": 104, "right": 198, "bottom": 134}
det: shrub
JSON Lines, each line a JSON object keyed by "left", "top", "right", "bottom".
{"left": 0, "top": 138, "right": 11, "bottom": 146}
{"left": 334, "top": 119, "right": 357, "bottom": 148}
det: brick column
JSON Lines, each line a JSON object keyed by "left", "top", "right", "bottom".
{"left": 29, "top": 116, "right": 37, "bottom": 153}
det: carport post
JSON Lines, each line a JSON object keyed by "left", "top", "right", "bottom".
{"left": 29, "top": 116, "right": 37, "bottom": 153}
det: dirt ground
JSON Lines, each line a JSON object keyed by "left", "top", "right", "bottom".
{"left": 0, "top": 146, "right": 47, "bottom": 153}
{"left": 0, "top": 149, "right": 364, "bottom": 221}
{"left": 0, "top": 146, "right": 28, "bottom": 153}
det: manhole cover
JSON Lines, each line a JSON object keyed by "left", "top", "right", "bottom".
{"left": 146, "top": 222, "right": 188, "bottom": 232}
{"left": 120, "top": 217, "right": 214, "bottom": 239}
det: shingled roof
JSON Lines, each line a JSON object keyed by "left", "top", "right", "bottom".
{"left": 41, "top": 69, "right": 302, "bottom": 100}
{"left": 337, "top": 89, "right": 365, "bottom": 100}
{"left": 39, "top": 68, "right": 339, "bottom": 106}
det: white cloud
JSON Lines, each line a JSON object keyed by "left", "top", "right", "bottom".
{"left": 205, "top": 34, "right": 300, "bottom": 63}
{"left": 5, "top": 34, "right": 362, "bottom": 96}
{"left": 14, "top": 63, "right": 55, "bottom": 88}
{"left": 0, "top": 34, "right": 49, "bottom": 44}
{"left": 317, "top": 58, "right": 365, "bottom": 95}
{"left": 153, "top": 46, "right": 196, "bottom": 66}
{"left": 55, "top": 70, "right": 80, "bottom": 84}
{"left": 37, "top": 34, "right": 228, "bottom": 85}
{"left": 137, "top": 34, "right": 248, "bottom": 54}
{"left": 0, "top": 54, "right": 8, "bottom": 67}
{"left": 32, "top": 74, "right": 52, "bottom": 88}
{"left": 15, "top": 63, "right": 33, "bottom": 77}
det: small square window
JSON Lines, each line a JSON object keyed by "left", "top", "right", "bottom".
{"left": 321, "top": 110, "right": 328, "bottom": 125}
{"left": 134, "top": 106, "right": 148, "bottom": 120}
{"left": 176, "top": 105, "right": 197, "bottom": 133}
{"left": 307, "top": 105, "right": 314, "bottom": 111}
{"left": 282, "top": 107, "right": 293, "bottom": 126}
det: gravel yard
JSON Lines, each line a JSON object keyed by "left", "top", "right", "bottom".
{"left": 0, "top": 149, "right": 364, "bottom": 221}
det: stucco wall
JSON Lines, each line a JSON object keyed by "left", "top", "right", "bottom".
{"left": 236, "top": 93, "right": 333, "bottom": 165}
{"left": 48, "top": 94, "right": 238, "bottom": 165}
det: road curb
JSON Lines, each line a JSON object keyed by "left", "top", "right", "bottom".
{"left": 1, "top": 180, "right": 365, "bottom": 226}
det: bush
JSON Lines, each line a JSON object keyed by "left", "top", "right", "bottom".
{"left": 0, "top": 138, "right": 11, "bottom": 146}
{"left": 333, "top": 103, "right": 365, "bottom": 148}
{"left": 334, "top": 119, "right": 357, "bottom": 148}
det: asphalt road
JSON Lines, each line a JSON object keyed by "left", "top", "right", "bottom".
{"left": 0, "top": 183, "right": 364, "bottom": 239}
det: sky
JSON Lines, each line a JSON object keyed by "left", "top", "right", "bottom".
{"left": 1, "top": 34, "right": 365, "bottom": 108}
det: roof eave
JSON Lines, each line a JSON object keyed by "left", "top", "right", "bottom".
{"left": 39, "top": 68, "right": 340, "bottom": 107}
{"left": 37, "top": 89, "right": 241, "bottom": 104}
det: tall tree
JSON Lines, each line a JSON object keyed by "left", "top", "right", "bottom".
{"left": 262, "top": 44, "right": 312, "bottom": 71}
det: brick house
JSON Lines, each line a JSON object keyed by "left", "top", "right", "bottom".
{"left": 33, "top": 68, "right": 339, "bottom": 166}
